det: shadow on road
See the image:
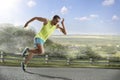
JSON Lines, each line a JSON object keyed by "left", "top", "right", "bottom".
{"left": 25, "top": 71, "right": 72, "bottom": 80}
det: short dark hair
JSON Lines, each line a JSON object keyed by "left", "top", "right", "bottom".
{"left": 53, "top": 15, "right": 61, "bottom": 19}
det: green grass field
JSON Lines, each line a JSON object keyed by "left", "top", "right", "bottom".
{"left": 50, "top": 35, "right": 120, "bottom": 58}
{"left": 1, "top": 55, "right": 120, "bottom": 69}
{"left": 50, "top": 35, "right": 120, "bottom": 46}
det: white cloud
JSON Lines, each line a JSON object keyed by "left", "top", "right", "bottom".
{"left": 60, "top": 6, "right": 68, "bottom": 14}
{"left": 89, "top": 14, "right": 99, "bottom": 18}
{"left": 75, "top": 17, "right": 89, "bottom": 22}
{"left": 112, "top": 15, "right": 119, "bottom": 21}
{"left": 102, "top": 0, "right": 115, "bottom": 6}
{"left": 27, "top": 0, "right": 36, "bottom": 7}
{"left": 75, "top": 14, "right": 99, "bottom": 22}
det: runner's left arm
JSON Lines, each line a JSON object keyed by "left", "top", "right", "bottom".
{"left": 57, "top": 18, "right": 67, "bottom": 35}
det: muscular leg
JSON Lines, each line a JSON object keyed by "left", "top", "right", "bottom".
{"left": 24, "top": 44, "right": 44, "bottom": 64}
{"left": 28, "top": 44, "right": 44, "bottom": 54}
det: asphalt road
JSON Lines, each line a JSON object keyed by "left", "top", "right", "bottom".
{"left": 0, "top": 66, "right": 120, "bottom": 80}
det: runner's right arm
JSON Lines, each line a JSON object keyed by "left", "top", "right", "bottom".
{"left": 24, "top": 17, "right": 48, "bottom": 28}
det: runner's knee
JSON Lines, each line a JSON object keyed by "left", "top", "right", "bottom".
{"left": 38, "top": 49, "right": 44, "bottom": 55}
{"left": 36, "top": 44, "right": 44, "bottom": 55}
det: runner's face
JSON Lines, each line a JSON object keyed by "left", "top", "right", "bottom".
{"left": 53, "top": 18, "right": 60, "bottom": 25}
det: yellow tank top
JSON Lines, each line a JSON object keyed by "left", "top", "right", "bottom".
{"left": 35, "top": 20, "right": 56, "bottom": 42}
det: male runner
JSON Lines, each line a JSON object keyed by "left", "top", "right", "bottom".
{"left": 21, "top": 15, "right": 67, "bottom": 71}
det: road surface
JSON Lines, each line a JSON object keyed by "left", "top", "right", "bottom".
{"left": 0, "top": 66, "right": 120, "bottom": 80}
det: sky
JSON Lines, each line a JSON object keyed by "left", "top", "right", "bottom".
{"left": 0, "top": 0, "right": 120, "bottom": 35}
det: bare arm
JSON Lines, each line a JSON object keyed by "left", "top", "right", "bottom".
{"left": 57, "top": 18, "right": 67, "bottom": 35}
{"left": 24, "top": 17, "right": 48, "bottom": 28}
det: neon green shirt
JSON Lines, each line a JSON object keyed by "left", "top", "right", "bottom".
{"left": 35, "top": 20, "right": 56, "bottom": 42}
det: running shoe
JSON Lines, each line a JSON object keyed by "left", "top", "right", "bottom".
{"left": 22, "top": 47, "right": 29, "bottom": 57}
{"left": 21, "top": 62, "right": 27, "bottom": 71}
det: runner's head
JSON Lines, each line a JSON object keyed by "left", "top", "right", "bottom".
{"left": 52, "top": 15, "right": 61, "bottom": 25}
